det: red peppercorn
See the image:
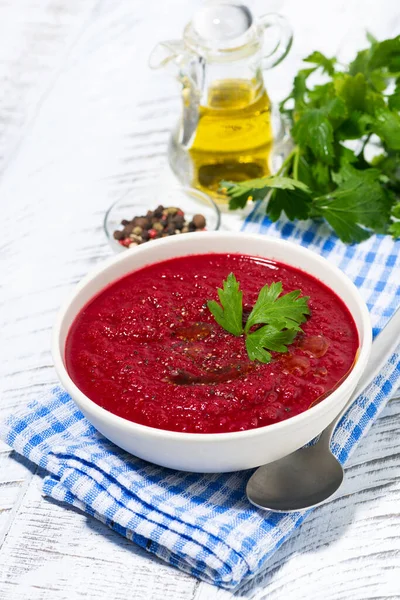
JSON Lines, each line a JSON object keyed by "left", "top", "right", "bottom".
{"left": 119, "top": 238, "right": 131, "bottom": 247}
{"left": 176, "top": 209, "right": 184, "bottom": 217}
{"left": 148, "top": 228, "right": 158, "bottom": 239}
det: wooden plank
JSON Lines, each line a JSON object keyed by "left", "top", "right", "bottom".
{"left": 0, "top": 447, "right": 36, "bottom": 547}
{"left": 0, "top": 472, "right": 198, "bottom": 600}
{"left": 0, "top": 0, "right": 99, "bottom": 179}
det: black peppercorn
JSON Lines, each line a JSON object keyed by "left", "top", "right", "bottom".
{"left": 112, "top": 205, "right": 207, "bottom": 248}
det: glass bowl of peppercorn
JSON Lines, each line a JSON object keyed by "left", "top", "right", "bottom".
{"left": 104, "top": 185, "right": 222, "bottom": 253}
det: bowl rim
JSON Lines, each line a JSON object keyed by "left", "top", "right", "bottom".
{"left": 52, "top": 231, "right": 372, "bottom": 442}
{"left": 103, "top": 184, "right": 222, "bottom": 253}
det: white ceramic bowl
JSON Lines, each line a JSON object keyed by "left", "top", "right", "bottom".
{"left": 52, "top": 232, "right": 372, "bottom": 473}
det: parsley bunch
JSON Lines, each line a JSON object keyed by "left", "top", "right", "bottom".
{"left": 207, "top": 273, "right": 310, "bottom": 363}
{"left": 222, "top": 34, "right": 400, "bottom": 243}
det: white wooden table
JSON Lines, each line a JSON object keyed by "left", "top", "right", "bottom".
{"left": 1, "top": 1, "right": 399, "bottom": 598}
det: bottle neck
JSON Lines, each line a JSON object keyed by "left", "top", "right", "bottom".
{"left": 198, "top": 60, "right": 265, "bottom": 109}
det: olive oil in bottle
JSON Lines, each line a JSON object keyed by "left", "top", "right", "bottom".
{"left": 188, "top": 79, "right": 273, "bottom": 198}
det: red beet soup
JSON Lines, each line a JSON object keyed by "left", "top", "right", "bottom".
{"left": 65, "top": 253, "right": 358, "bottom": 433}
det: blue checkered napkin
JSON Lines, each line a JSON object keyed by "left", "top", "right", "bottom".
{"left": 2, "top": 217, "right": 400, "bottom": 590}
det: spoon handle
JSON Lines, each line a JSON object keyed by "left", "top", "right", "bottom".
{"left": 319, "top": 305, "right": 400, "bottom": 447}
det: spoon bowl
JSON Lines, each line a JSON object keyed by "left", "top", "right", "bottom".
{"left": 247, "top": 445, "right": 344, "bottom": 512}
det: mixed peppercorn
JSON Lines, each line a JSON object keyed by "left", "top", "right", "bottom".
{"left": 113, "top": 205, "right": 207, "bottom": 248}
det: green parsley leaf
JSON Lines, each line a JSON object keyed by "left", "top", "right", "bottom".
{"left": 365, "top": 89, "right": 386, "bottom": 114}
{"left": 267, "top": 186, "right": 312, "bottom": 221}
{"left": 349, "top": 48, "right": 372, "bottom": 77}
{"left": 221, "top": 179, "right": 269, "bottom": 209}
{"left": 207, "top": 273, "right": 243, "bottom": 336}
{"left": 245, "top": 282, "right": 310, "bottom": 333}
{"left": 337, "top": 145, "right": 358, "bottom": 166}
{"left": 369, "top": 70, "right": 388, "bottom": 93}
{"left": 371, "top": 108, "right": 400, "bottom": 150}
{"left": 389, "top": 80, "right": 400, "bottom": 111}
{"left": 389, "top": 221, "right": 400, "bottom": 238}
{"left": 292, "top": 109, "right": 335, "bottom": 164}
{"left": 245, "top": 326, "right": 297, "bottom": 364}
{"left": 322, "top": 97, "right": 348, "bottom": 127}
{"left": 392, "top": 203, "right": 400, "bottom": 219}
{"left": 389, "top": 93, "right": 400, "bottom": 112}
{"left": 223, "top": 175, "right": 310, "bottom": 211}
{"left": 308, "top": 82, "right": 336, "bottom": 108}
{"left": 336, "top": 110, "right": 372, "bottom": 140}
{"left": 369, "top": 35, "right": 400, "bottom": 72}
{"left": 315, "top": 210, "right": 371, "bottom": 244}
{"left": 313, "top": 166, "right": 393, "bottom": 242}
{"left": 366, "top": 31, "right": 378, "bottom": 46}
{"left": 297, "top": 154, "right": 315, "bottom": 188}
{"left": 207, "top": 276, "right": 310, "bottom": 363}
{"left": 304, "top": 51, "right": 336, "bottom": 75}
{"left": 280, "top": 68, "right": 316, "bottom": 114}
{"left": 334, "top": 73, "right": 367, "bottom": 113}
{"left": 371, "top": 153, "right": 400, "bottom": 193}
{"left": 261, "top": 176, "right": 310, "bottom": 192}
{"left": 311, "top": 161, "right": 331, "bottom": 188}
{"left": 349, "top": 36, "right": 400, "bottom": 80}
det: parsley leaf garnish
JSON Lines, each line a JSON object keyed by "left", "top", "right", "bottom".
{"left": 244, "top": 282, "right": 310, "bottom": 333}
{"left": 221, "top": 34, "right": 400, "bottom": 243}
{"left": 207, "top": 272, "right": 243, "bottom": 336}
{"left": 245, "top": 327, "right": 298, "bottom": 363}
{"left": 207, "top": 275, "right": 310, "bottom": 363}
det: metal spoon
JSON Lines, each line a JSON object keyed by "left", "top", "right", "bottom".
{"left": 247, "top": 306, "right": 400, "bottom": 512}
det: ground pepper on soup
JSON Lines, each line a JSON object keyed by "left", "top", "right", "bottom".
{"left": 65, "top": 253, "right": 358, "bottom": 434}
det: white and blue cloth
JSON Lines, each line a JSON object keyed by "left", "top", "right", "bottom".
{"left": 1, "top": 210, "right": 400, "bottom": 590}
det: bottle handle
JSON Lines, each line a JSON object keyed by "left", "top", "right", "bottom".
{"left": 259, "top": 13, "right": 293, "bottom": 70}
{"left": 148, "top": 40, "right": 186, "bottom": 71}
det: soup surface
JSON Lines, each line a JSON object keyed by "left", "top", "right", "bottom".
{"left": 66, "top": 254, "right": 359, "bottom": 433}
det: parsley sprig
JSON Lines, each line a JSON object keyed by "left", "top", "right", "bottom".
{"left": 207, "top": 274, "right": 310, "bottom": 363}
{"left": 221, "top": 34, "right": 400, "bottom": 244}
